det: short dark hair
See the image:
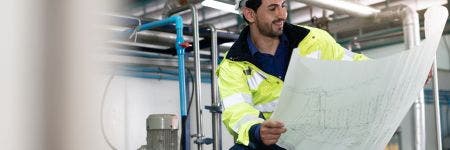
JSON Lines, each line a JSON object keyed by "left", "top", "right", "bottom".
{"left": 241, "top": 0, "right": 262, "bottom": 23}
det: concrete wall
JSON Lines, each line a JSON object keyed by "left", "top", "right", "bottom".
{"left": 101, "top": 76, "right": 235, "bottom": 150}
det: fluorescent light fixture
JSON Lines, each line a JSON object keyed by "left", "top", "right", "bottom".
{"left": 201, "top": 0, "right": 239, "bottom": 14}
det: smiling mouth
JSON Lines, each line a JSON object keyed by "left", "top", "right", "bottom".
{"left": 273, "top": 20, "right": 284, "bottom": 26}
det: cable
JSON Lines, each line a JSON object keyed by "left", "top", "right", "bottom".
{"left": 187, "top": 69, "right": 195, "bottom": 115}
{"left": 100, "top": 75, "right": 118, "bottom": 150}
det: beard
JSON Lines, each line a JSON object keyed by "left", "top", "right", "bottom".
{"left": 256, "top": 19, "right": 284, "bottom": 38}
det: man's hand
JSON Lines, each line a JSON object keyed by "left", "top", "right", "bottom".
{"left": 260, "top": 120, "right": 287, "bottom": 145}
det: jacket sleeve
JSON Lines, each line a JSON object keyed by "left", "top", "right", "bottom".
{"left": 298, "top": 26, "right": 369, "bottom": 61}
{"left": 216, "top": 59, "right": 265, "bottom": 146}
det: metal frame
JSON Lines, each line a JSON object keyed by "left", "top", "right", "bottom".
{"left": 205, "top": 24, "right": 222, "bottom": 150}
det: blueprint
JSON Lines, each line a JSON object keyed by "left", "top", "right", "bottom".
{"left": 270, "top": 6, "right": 448, "bottom": 150}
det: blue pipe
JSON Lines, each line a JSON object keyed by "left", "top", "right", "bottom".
{"left": 135, "top": 15, "right": 188, "bottom": 116}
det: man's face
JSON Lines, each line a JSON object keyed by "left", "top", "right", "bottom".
{"left": 254, "top": 0, "right": 287, "bottom": 37}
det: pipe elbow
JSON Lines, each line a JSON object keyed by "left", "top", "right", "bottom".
{"left": 172, "top": 15, "right": 184, "bottom": 29}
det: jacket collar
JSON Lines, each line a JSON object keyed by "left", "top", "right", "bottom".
{"left": 226, "top": 23, "right": 310, "bottom": 61}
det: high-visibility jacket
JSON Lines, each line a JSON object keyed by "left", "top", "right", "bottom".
{"left": 217, "top": 23, "right": 368, "bottom": 146}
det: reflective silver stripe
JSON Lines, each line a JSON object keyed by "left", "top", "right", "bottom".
{"left": 304, "top": 50, "right": 321, "bottom": 59}
{"left": 342, "top": 48, "right": 356, "bottom": 61}
{"left": 254, "top": 100, "right": 279, "bottom": 112}
{"left": 222, "top": 93, "right": 252, "bottom": 109}
{"left": 247, "top": 71, "right": 265, "bottom": 90}
{"left": 232, "top": 114, "right": 264, "bottom": 133}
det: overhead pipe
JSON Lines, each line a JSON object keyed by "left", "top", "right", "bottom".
{"left": 167, "top": 4, "right": 205, "bottom": 150}
{"left": 402, "top": 9, "right": 426, "bottom": 150}
{"left": 182, "top": 7, "right": 229, "bottom": 24}
{"left": 373, "top": 5, "right": 427, "bottom": 150}
{"left": 133, "top": 15, "right": 189, "bottom": 118}
{"left": 295, "top": 0, "right": 380, "bottom": 17}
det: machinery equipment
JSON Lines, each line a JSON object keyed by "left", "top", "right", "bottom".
{"left": 138, "top": 114, "right": 179, "bottom": 150}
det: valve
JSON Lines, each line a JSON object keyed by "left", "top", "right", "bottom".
{"left": 180, "top": 41, "right": 192, "bottom": 48}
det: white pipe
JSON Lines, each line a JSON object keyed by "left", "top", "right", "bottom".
{"left": 399, "top": 6, "right": 425, "bottom": 150}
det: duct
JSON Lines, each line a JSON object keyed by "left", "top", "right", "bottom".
{"left": 102, "top": 25, "right": 196, "bottom": 47}
{"left": 106, "top": 40, "right": 171, "bottom": 50}
{"left": 290, "top": 1, "right": 307, "bottom": 10}
{"left": 132, "top": 0, "right": 166, "bottom": 17}
{"left": 203, "top": 14, "right": 238, "bottom": 29}
{"left": 182, "top": 7, "right": 230, "bottom": 23}
{"left": 290, "top": 6, "right": 332, "bottom": 25}
{"left": 327, "top": 0, "right": 447, "bottom": 34}
{"left": 294, "top": 0, "right": 380, "bottom": 17}
{"left": 104, "top": 54, "right": 212, "bottom": 70}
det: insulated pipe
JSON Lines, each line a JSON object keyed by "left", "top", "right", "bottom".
{"left": 206, "top": 24, "right": 222, "bottom": 150}
{"left": 400, "top": 6, "right": 425, "bottom": 150}
{"left": 295, "top": 0, "right": 380, "bottom": 18}
{"left": 372, "top": 5, "right": 424, "bottom": 150}
{"left": 134, "top": 15, "right": 188, "bottom": 117}
{"left": 167, "top": 5, "right": 204, "bottom": 150}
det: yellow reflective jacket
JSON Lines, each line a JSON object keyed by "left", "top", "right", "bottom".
{"left": 216, "top": 24, "right": 368, "bottom": 146}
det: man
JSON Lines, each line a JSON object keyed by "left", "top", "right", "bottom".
{"left": 216, "top": 0, "right": 368, "bottom": 149}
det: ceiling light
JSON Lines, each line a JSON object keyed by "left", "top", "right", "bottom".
{"left": 201, "top": 0, "right": 239, "bottom": 14}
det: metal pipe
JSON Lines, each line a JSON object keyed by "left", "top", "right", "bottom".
{"left": 425, "top": 7, "right": 443, "bottom": 149}
{"left": 167, "top": 4, "right": 205, "bottom": 150}
{"left": 295, "top": 0, "right": 380, "bottom": 18}
{"left": 432, "top": 62, "right": 443, "bottom": 150}
{"left": 398, "top": 6, "right": 425, "bottom": 150}
{"left": 414, "top": 92, "right": 427, "bottom": 150}
{"left": 206, "top": 24, "right": 222, "bottom": 150}
{"left": 371, "top": 5, "right": 425, "bottom": 149}
{"left": 192, "top": 6, "right": 204, "bottom": 150}
{"left": 134, "top": 15, "right": 188, "bottom": 117}
{"left": 103, "top": 25, "right": 191, "bottom": 46}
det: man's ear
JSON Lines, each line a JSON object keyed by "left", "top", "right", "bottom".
{"left": 242, "top": 7, "right": 256, "bottom": 23}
